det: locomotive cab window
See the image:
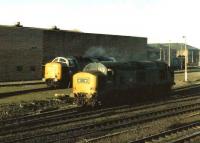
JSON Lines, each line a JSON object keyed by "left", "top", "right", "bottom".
{"left": 30, "top": 66, "right": 36, "bottom": 72}
{"left": 59, "top": 58, "right": 67, "bottom": 63}
{"left": 107, "top": 69, "right": 114, "bottom": 81}
{"left": 107, "top": 69, "right": 114, "bottom": 76}
{"left": 68, "top": 59, "right": 75, "bottom": 67}
{"left": 16, "top": 66, "right": 23, "bottom": 72}
{"left": 31, "top": 46, "right": 37, "bottom": 49}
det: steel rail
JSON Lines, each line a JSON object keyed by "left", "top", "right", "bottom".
{"left": 1, "top": 81, "right": 199, "bottom": 126}
{"left": 168, "top": 131, "right": 200, "bottom": 143}
{"left": 128, "top": 122, "right": 200, "bottom": 143}
{"left": 48, "top": 103, "right": 200, "bottom": 143}
{"left": 1, "top": 86, "right": 199, "bottom": 127}
{"left": 0, "top": 87, "right": 51, "bottom": 98}
{"left": 0, "top": 106, "right": 80, "bottom": 126}
{"left": 2, "top": 103, "right": 200, "bottom": 143}
{"left": 1, "top": 95, "right": 199, "bottom": 136}
{"left": 0, "top": 105, "right": 129, "bottom": 135}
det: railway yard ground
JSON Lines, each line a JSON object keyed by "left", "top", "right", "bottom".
{"left": 173, "top": 70, "right": 200, "bottom": 88}
{"left": 0, "top": 70, "right": 200, "bottom": 143}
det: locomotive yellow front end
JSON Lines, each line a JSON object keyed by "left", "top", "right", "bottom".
{"left": 43, "top": 62, "right": 62, "bottom": 88}
{"left": 73, "top": 72, "right": 98, "bottom": 106}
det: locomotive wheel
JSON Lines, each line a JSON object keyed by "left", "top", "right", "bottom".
{"left": 46, "top": 79, "right": 60, "bottom": 88}
{"left": 46, "top": 80, "right": 54, "bottom": 88}
{"left": 90, "top": 95, "right": 100, "bottom": 107}
{"left": 90, "top": 100, "right": 97, "bottom": 107}
{"left": 75, "top": 96, "right": 87, "bottom": 106}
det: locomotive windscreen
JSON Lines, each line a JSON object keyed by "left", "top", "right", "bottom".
{"left": 83, "top": 63, "right": 108, "bottom": 75}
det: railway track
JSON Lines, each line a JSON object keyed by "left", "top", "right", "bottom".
{"left": 169, "top": 131, "right": 200, "bottom": 143}
{"left": 128, "top": 121, "right": 200, "bottom": 143}
{"left": 1, "top": 101, "right": 200, "bottom": 143}
{"left": 0, "top": 81, "right": 44, "bottom": 87}
{"left": 1, "top": 84, "right": 200, "bottom": 126}
{"left": 0, "top": 87, "right": 51, "bottom": 98}
{"left": 0, "top": 105, "right": 129, "bottom": 135}
{"left": 172, "top": 83, "right": 200, "bottom": 95}
{"left": 0, "top": 105, "right": 80, "bottom": 125}
{"left": 0, "top": 93, "right": 199, "bottom": 137}
{"left": 0, "top": 84, "right": 199, "bottom": 143}
{"left": 61, "top": 102, "right": 200, "bottom": 143}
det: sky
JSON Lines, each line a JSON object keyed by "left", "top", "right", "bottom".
{"left": 0, "top": 0, "right": 200, "bottom": 48}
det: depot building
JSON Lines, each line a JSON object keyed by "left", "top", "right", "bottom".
{"left": 0, "top": 24, "right": 147, "bottom": 82}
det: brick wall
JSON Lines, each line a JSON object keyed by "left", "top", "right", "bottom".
{"left": 43, "top": 31, "right": 147, "bottom": 63}
{"left": 0, "top": 26, "right": 43, "bottom": 81}
{"left": 0, "top": 26, "right": 147, "bottom": 81}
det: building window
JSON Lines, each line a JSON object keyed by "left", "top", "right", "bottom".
{"left": 30, "top": 66, "right": 36, "bottom": 72}
{"left": 16, "top": 66, "right": 23, "bottom": 72}
{"left": 31, "top": 46, "right": 37, "bottom": 49}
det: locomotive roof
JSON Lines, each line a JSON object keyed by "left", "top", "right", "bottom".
{"left": 83, "top": 61, "right": 168, "bottom": 75}
{"left": 86, "top": 71, "right": 106, "bottom": 76}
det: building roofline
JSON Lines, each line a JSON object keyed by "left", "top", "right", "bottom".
{"left": 0, "top": 24, "right": 147, "bottom": 40}
{"left": 148, "top": 43, "right": 199, "bottom": 50}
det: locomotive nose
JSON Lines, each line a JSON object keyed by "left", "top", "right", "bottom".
{"left": 73, "top": 72, "right": 98, "bottom": 105}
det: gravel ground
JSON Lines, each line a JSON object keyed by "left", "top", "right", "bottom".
{"left": 0, "top": 85, "right": 73, "bottom": 120}
{"left": 90, "top": 113, "right": 200, "bottom": 143}
{"left": 173, "top": 71, "right": 200, "bottom": 88}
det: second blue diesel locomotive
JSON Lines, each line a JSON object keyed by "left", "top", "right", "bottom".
{"left": 73, "top": 61, "right": 175, "bottom": 106}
